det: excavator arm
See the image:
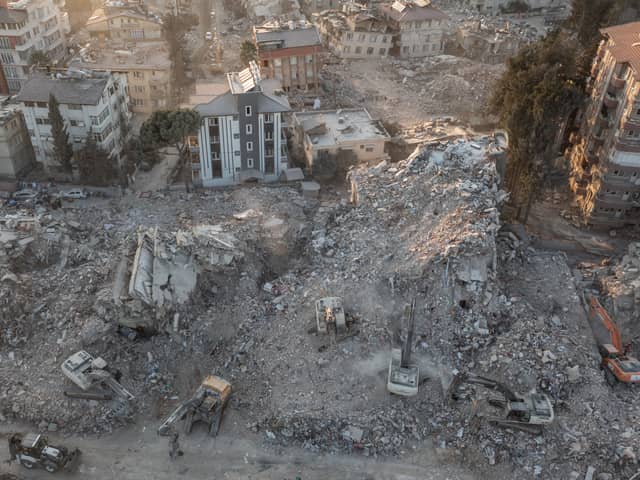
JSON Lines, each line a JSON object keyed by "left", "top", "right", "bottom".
{"left": 158, "top": 391, "right": 205, "bottom": 436}
{"left": 588, "top": 296, "right": 623, "bottom": 352}
{"left": 448, "top": 372, "right": 520, "bottom": 402}
{"left": 400, "top": 298, "right": 416, "bottom": 368}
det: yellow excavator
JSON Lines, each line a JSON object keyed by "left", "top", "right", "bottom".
{"left": 158, "top": 376, "right": 232, "bottom": 436}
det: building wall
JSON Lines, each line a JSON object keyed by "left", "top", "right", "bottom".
{"left": 568, "top": 38, "right": 640, "bottom": 226}
{"left": 0, "top": 110, "right": 35, "bottom": 177}
{"left": 304, "top": 136, "right": 386, "bottom": 166}
{"left": 338, "top": 30, "right": 392, "bottom": 58}
{"left": 392, "top": 18, "right": 447, "bottom": 58}
{"left": 258, "top": 45, "right": 322, "bottom": 90}
{"left": 0, "top": 0, "right": 68, "bottom": 94}
{"left": 464, "top": 0, "right": 566, "bottom": 12}
{"left": 194, "top": 110, "right": 285, "bottom": 186}
{"left": 126, "top": 67, "right": 171, "bottom": 114}
{"left": 21, "top": 74, "right": 130, "bottom": 169}
{"left": 86, "top": 15, "right": 162, "bottom": 42}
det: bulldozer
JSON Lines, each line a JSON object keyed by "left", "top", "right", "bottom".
{"left": 387, "top": 299, "right": 419, "bottom": 397}
{"left": 9, "top": 433, "right": 80, "bottom": 473}
{"left": 158, "top": 375, "right": 231, "bottom": 436}
{"left": 447, "top": 372, "right": 554, "bottom": 434}
{"left": 586, "top": 295, "right": 640, "bottom": 386}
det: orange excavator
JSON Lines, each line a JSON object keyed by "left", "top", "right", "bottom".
{"left": 586, "top": 295, "right": 640, "bottom": 386}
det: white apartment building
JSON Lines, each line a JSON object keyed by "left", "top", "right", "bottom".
{"left": 16, "top": 71, "right": 130, "bottom": 169}
{"left": 0, "top": 0, "right": 70, "bottom": 94}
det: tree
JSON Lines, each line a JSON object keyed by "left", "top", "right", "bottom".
{"left": 48, "top": 93, "right": 74, "bottom": 174}
{"left": 29, "top": 50, "right": 50, "bottom": 67}
{"left": 490, "top": 32, "right": 583, "bottom": 220}
{"left": 240, "top": 40, "right": 257, "bottom": 66}
{"left": 75, "top": 131, "right": 118, "bottom": 185}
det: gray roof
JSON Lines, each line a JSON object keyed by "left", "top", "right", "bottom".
{"left": 195, "top": 90, "right": 290, "bottom": 117}
{"left": 0, "top": 7, "right": 28, "bottom": 24}
{"left": 16, "top": 76, "right": 109, "bottom": 106}
{"left": 255, "top": 27, "right": 321, "bottom": 49}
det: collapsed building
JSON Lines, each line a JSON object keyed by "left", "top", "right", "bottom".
{"left": 448, "top": 20, "right": 531, "bottom": 64}
{"left": 568, "top": 22, "right": 640, "bottom": 227}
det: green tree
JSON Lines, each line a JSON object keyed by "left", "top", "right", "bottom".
{"left": 140, "top": 109, "right": 200, "bottom": 188}
{"left": 76, "top": 131, "right": 118, "bottom": 185}
{"left": 48, "top": 93, "right": 74, "bottom": 174}
{"left": 29, "top": 50, "right": 50, "bottom": 67}
{"left": 490, "top": 32, "right": 584, "bottom": 219}
{"left": 240, "top": 40, "right": 257, "bottom": 66}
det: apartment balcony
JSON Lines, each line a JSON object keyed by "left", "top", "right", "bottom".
{"left": 592, "top": 131, "right": 606, "bottom": 147}
{"left": 596, "top": 111, "right": 610, "bottom": 129}
{"left": 616, "top": 138, "right": 640, "bottom": 153}
{"left": 610, "top": 74, "right": 626, "bottom": 90}
{"left": 603, "top": 92, "right": 619, "bottom": 109}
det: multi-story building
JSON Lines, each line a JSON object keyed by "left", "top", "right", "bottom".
{"left": 16, "top": 71, "right": 130, "bottom": 169}
{"left": 0, "top": 0, "right": 69, "bottom": 94}
{"left": 315, "top": 9, "right": 393, "bottom": 59}
{"left": 299, "top": 0, "right": 341, "bottom": 15}
{"left": 190, "top": 62, "right": 290, "bottom": 187}
{"left": 379, "top": 0, "right": 449, "bottom": 58}
{"left": 451, "top": 21, "right": 529, "bottom": 64}
{"left": 85, "top": 4, "right": 163, "bottom": 42}
{"left": 70, "top": 40, "right": 172, "bottom": 116}
{"left": 568, "top": 22, "right": 640, "bottom": 226}
{"left": 292, "top": 108, "right": 389, "bottom": 178}
{"left": 463, "top": 0, "right": 568, "bottom": 14}
{"left": 0, "top": 100, "right": 35, "bottom": 178}
{"left": 254, "top": 20, "right": 322, "bottom": 91}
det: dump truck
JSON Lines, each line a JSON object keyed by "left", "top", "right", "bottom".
{"left": 158, "top": 375, "right": 231, "bottom": 436}
{"left": 448, "top": 372, "right": 554, "bottom": 433}
{"left": 387, "top": 298, "right": 419, "bottom": 397}
{"left": 586, "top": 295, "right": 640, "bottom": 386}
{"left": 61, "top": 350, "right": 135, "bottom": 400}
{"left": 8, "top": 433, "right": 80, "bottom": 473}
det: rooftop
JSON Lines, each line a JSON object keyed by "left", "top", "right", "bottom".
{"left": 601, "top": 22, "right": 640, "bottom": 77}
{"left": 254, "top": 20, "right": 321, "bottom": 49}
{"left": 16, "top": 73, "right": 110, "bottom": 106}
{"left": 227, "top": 62, "right": 262, "bottom": 94}
{"left": 86, "top": 6, "right": 162, "bottom": 26}
{"left": 70, "top": 41, "right": 171, "bottom": 70}
{"left": 380, "top": 0, "right": 448, "bottom": 23}
{"left": 294, "top": 108, "right": 390, "bottom": 148}
{"left": 316, "top": 10, "right": 391, "bottom": 34}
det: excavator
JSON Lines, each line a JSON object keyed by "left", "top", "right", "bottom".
{"left": 158, "top": 375, "right": 232, "bottom": 436}
{"left": 586, "top": 295, "right": 640, "bottom": 386}
{"left": 387, "top": 298, "right": 419, "bottom": 397}
{"left": 447, "top": 372, "right": 554, "bottom": 434}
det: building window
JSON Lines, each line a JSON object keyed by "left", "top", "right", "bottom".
{"left": 67, "top": 104, "right": 82, "bottom": 110}
{"left": 403, "top": 46, "right": 410, "bottom": 54}
{"left": 70, "top": 120, "right": 79, "bottom": 126}
{"left": 266, "top": 147, "right": 273, "bottom": 156}
{"left": 305, "top": 54, "right": 313, "bottom": 63}
{"left": 36, "top": 101, "right": 47, "bottom": 108}
{"left": 291, "top": 56, "right": 297, "bottom": 65}
{"left": 366, "top": 146, "right": 374, "bottom": 152}
{"left": 245, "top": 106, "right": 252, "bottom": 116}
{"left": 379, "top": 48, "right": 386, "bottom": 55}
{"left": 367, "top": 47, "right": 374, "bottom": 55}
{"left": 382, "top": 36, "right": 388, "bottom": 43}
{"left": 246, "top": 141, "right": 253, "bottom": 151}
{"left": 344, "top": 46, "right": 351, "bottom": 53}
{"left": 358, "top": 34, "right": 365, "bottom": 41}
{"left": 432, "top": 44, "right": 437, "bottom": 51}
{"left": 246, "top": 124, "right": 253, "bottom": 134}
{"left": 265, "top": 130, "right": 273, "bottom": 140}
{"left": 265, "top": 113, "right": 273, "bottom": 123}
{"left": 212, "top": 136, "right": 220, "bottom": 143}
{"left": 355, "top": 46, "right": 362, "bottom": 54}
{"left": 346, "top": 33, "right": 353, "bottom": 40}
{"left": 247, "top": 157, "right": 254, "bottom": 168}
{"left": 234, "top": 150, "right": 240, "bottom": 156}
{"left": 370, "top": 35, "right": 377, "bottom": 43}
{"left": 208, "top": 117, "right": 219, "bottom": 126}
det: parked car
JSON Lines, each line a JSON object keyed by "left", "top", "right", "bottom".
{"left": 61, "top": 189, "right": 88, "bottom": 200}
{"left": 12, "top": 189, "right": 38, "bottom": 202}
{"left": 205, "top": 31, "right": 213, "bottom": 41}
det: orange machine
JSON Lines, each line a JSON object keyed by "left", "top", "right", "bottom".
{"left": 587, "top": 296, "right": 640, "bottom": 386}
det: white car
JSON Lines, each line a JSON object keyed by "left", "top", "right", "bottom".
{"left": 61, "top": 189, "right": 88, "bottom": 200}
{"left": 205, "top": 31, "right": 213, "bottom": 41}
{"left": 13, "top": 189, "right": 38, "bottom": 202}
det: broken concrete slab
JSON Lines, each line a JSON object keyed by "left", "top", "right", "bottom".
{"left": 301, "top": 181, "right": 320, "bottom": 198}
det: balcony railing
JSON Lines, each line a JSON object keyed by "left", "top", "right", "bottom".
{"left": 603, "top": 92, "right": 619, "bottom": 109}
{"left": 610, "top": 74, "right": 626, "bottom": 90}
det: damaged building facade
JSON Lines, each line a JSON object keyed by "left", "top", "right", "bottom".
{"left": 191, "top": 62, "right": 290, "bottom": 187}
{"left": 463, "top": 0, "right": 568, "bottom": 14}
{"left": 292, "top": 107, "right": 390, "bottom": 179}
{"left": 315, "top": 9, "right": 394, "bottom": 59}
{"left": 0, "top": 101, "right": 34, "bottom": 178}
{"left": 253, "top": 20, "right": 323, "bottom": 91}
{"left": 568, "top": 22, "right": 640, "bottom": 226}
{"left": 379, "top": 0, "right": 449, "bottom": 58}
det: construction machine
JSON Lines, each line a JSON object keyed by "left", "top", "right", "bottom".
{"left": 61, "top": 350, "right": 135, "bottom": 401}
{"left": 158, "top": 375, "right": 231, "bottom": 436}
{"left": 387, "top": 298, "right": 419, "bottom": 397}
{"left": 586, "top": 295, "right": 640, "bottom": 386}
{"left": 315, "top": 297, "right": 347, "bottom": 336}
{"left": 8, "top": 433, "right": 80, "bottom": 473}
{"left": 447, "top": 372, "right": 554, "bottom": 434}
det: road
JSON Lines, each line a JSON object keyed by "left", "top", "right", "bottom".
{"left": 0, "top": 423, "right": 489, "bottom": 480}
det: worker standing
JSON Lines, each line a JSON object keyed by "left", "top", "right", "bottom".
{"left": 169, "top": 433, "right": 181, "bottom": 460}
